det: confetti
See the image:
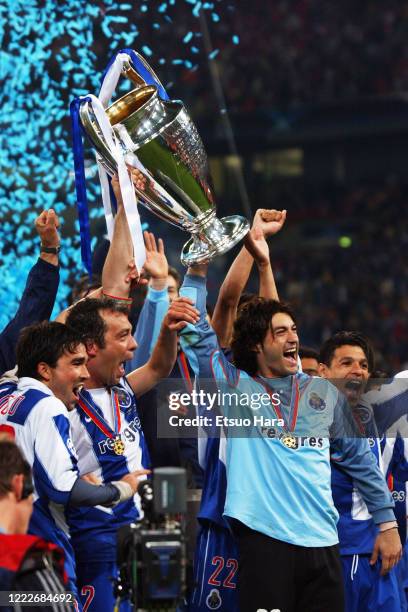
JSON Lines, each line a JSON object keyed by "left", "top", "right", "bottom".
{"left": 0, "top": 0, "right": 230, "bottom": 328}
{"left": 141, "top": 45, "right": 153, "bottom": 56}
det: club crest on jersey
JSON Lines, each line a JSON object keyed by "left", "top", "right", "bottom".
{"left": 308, "top": 392, "right": 326, "bottom": 411}
{"left": 113, "top": 387, "right": 132, "bottom": 409}
{"left": 353, "top": 405, "right": 372, "bottom": 424}
{"left": 206, "top": 589, "right": 222, "bottom": 610}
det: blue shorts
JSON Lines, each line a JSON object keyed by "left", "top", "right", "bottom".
{"left": 397, "top": 546, "right": 408, "bottom": 612}
{"left": 341, "top": 554, "right": 401, "bottom": 612}
{"left": 189, "top": 523, "right": 239, "bottom": 611}
{"left": 76, "top": 560, "right": 131, "bottom": 612}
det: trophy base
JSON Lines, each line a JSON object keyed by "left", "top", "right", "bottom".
{"left": 181, "top": 215, "right": 250, "bottom": 266}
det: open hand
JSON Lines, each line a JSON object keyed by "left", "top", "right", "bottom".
{"left": 141, "top": 231, "right": 168, "bottom": 281}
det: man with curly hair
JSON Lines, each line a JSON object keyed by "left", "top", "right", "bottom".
{"left": 177, "top": 227, "right": 400, "bottom": 612}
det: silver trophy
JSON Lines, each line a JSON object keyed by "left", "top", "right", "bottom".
{"left": 79, "top": 53, "right": 249, "bottom": 265}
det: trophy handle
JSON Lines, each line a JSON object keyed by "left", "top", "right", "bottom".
{"left": 121, "top": 51, "right": 168, "bottom": 97}
{"left": 122, "top": 64, "right": 147, "bottom": 88}
{"left": 79, "top": 86, "right": 159, "bottom": 172}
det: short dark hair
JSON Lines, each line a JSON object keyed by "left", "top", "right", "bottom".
{"left": 231, "top": 298, "right": 297, "bottom": 376}
{"left": 299, "top": 346, "right": 319, "bottom": 361}
{"left": 17, "top": 322, "right": 84, "bottom": 379}
{"left": 168, "top": 266, "right": 181, "bottom": 288}
{"left": 319, "top": 331, "right": 375, "bottom": 373}
{"left": 0, "top": 440, "right": 31, "bottom": 499}
{"left": 66, "top": 297, "right": 129, "bottom": 348}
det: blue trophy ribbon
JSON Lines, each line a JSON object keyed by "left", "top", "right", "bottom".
{"left": 71, "top": 49, "right": 168, "bottom": 277}
{"left": 69, "top": 97, "right": 93, "bottom": 276}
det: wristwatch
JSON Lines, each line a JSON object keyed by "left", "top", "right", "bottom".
{"left": 40, "top": 245, "right": 61, "bottom": 254}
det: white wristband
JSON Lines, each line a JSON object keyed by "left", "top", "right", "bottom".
{"left": 111, "top": 481, "right": 134, "bottom": 505}
{"left": 379, "top": 521, "right": 398, "bottom": 533}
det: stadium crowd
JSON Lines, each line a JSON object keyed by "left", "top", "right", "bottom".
{"left": 183, "top": 0, "right": 408, "bottom": 118}
{"left": 0, "top": 171, "right": 407, "bottom": 611}
{"left": 265, "top": 179, "right": 408, "bottom": 373}
{"left": 86, "top": 0, "right": 408, "bottom": 122}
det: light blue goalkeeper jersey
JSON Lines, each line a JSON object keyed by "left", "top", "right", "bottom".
{"left": 179, "top": 274, "right": 395, "bottom": 547}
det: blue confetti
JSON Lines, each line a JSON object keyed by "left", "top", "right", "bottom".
{"left": 0, "top": 0, "right": 232, "bottom": 329}
{"left": 192, "top": 2, "right": 202, "bottom": 17}
{"left": 141, "top": 45, "right": 153, "bottom": 57}
{"left": 208, "top": 48, "right": 219, "bottom": 59}
{"left": 232, "top": 34, "right": 239, "bottom": 44}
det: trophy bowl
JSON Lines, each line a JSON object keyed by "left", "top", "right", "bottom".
{"left": 79, "top": 67, "right": 249, "bottom": 265}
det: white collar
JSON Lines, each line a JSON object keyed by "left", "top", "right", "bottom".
{"left": 18, "top": 377, "right": 54, "bottom": 396}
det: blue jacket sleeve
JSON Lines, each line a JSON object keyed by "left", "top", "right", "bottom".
{"left": 0, "top": 258, "right": 59, "bottom": 374}
{"left": 126, "top": 286, "right": 169, "bottom": 371}
{"left": 179, "top": 274, "right": 225, "bottom": 379}
{"left": 331, "top": 435, "right": 395, "bottom": 524}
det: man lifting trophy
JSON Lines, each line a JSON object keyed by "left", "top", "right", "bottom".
{"left": 71, "top": 49, "right": 249, "bottom": 269}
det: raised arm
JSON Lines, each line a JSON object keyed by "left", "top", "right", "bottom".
{"left": 244, "top": 226, "right": 278, "bottom": 299}
{"left": 211, "top": 246, "right": 254, "bottom": 347}
{"left": 126, "top": 232, "right": 170, "bottom": 371}
{"left": 126, "top": 296, "right": 199, "bottom": 397}
{"left": 211, "top": 209, "right": 286, "bottom": 347}
{"left": 101, "top": 170, "right": 145, "bottom": 298}
{"left": 253, "top": 208, "right": 286, "bottom": 300}
{"left": 177, "top": 264, "right": 237, "bottom": 385}
{"left": 0, "top": 210, "right": 60, "bottom": 374}
{"left": 57, "top": 173, "right": 139, "bottom": 324}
